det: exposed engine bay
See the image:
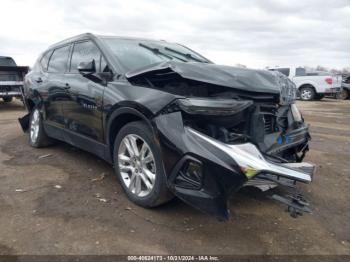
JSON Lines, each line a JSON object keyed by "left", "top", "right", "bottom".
{"left": 128, "top": 66, "right": 309, "bottom": 164}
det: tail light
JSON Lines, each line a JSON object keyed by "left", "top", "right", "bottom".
{"left": 325, "top": 77, "right": 333, "bottom": 85}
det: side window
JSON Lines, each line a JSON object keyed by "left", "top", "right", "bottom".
{"left": 70, "top": 41, "right": 101, "bottom": 73}
{"left": 40, "top": 50, "right": 53, "bottom": 71}
{"left": 48, "top": 45, "right": 70, "bottom": 73}
{"left": 295, "top": 67, "right": 306, "bottom": 76}
{"left": 276, "top": 68, "right": 290, "bottom": 77}
{"left": 100, "top": 56, "right": 110, "bottom": 72}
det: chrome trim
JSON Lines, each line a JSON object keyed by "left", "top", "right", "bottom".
{"left": 187, "top": 127, "right": 313, "bottom": 183}
{"left": 0, "top": 91, "right": 22, "bottom": 96}
{"left": 0, "top": 81, "right": 23, "bottom": 86}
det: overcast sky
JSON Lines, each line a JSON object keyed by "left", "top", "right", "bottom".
{"left": 1, "top": 0, "right": 349, "bottom": 69}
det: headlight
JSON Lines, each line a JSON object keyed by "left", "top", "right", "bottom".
{"left": 177, "top": 98, "right": 253, "bottom": 116}
{"left": 291, "top": 104, "right": 302, "bottom": 122}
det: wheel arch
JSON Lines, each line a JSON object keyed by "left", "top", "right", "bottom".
{"left": 299, "top": 84, "right": 316, "bottom": 93}
{"left": 106, "top": 107, "right": 155, "bottom": 161}
{"left": 26, "top": 98, "right": 36, "bottom": 112}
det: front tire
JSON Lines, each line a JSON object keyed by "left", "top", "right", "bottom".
{"left": 29, "top": 108, "right": 53, "bottom": 148}
{"left": 300, "top": 86, "right": 315, "bottom": 101}
{"left": 113, "top": 121, "right": 173, "bottom": 207}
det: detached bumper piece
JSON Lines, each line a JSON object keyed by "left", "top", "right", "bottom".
{"left": 188, "top": 128, "right": 314, "bottom": 183}
{"left": 155, "top": 112, "right": 314, "bottom": 220}
{"left": 271, "top": 194, "right": 311, "bottom": 218}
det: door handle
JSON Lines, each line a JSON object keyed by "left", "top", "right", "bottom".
{"left": 35, "top": 77, "right": 43, "bottom": 83}
{"left": 64, "top": 83, "right": 71, "bottom": 90}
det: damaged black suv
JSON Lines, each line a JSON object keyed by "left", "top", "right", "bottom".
{"left": 20, "top": 33, "right": 314, "bottom": 220}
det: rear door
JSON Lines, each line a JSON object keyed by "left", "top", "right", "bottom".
{"left": 62, "top": 40, "right": 105, "bottom": 143}
{"left": 45, "top": 44, "right": 72, "bottom": 128}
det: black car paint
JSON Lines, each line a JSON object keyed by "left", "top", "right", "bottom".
{"left": 21, "top": 33, "right": 311, "bottom": 220}
{"left": 341, "top": 76, "right": 350, "bottom": 98}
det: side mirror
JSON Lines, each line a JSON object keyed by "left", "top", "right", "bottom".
{"left": 78, "top": 60, "right": 96, "bottom": 75}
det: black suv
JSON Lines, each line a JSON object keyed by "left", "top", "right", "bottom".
{"left": 20, "top": 33, "right": 315, "bottom": 220}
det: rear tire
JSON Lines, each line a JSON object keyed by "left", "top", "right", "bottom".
{"left": 337, "top": 89, "right": 349, "bottom": 100}
{"left": 29, "top": 108, "right": 53, "bottom": 148}
{"left": 113, "top": 121, "right": 173, "bottom": 208}
{"left": 299, "top": 86, "right": 315, "bottom": 101}
{"left": 3, "top": 97, "right": 13, "bottom": 103}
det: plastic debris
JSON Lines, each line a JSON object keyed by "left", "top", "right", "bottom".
{"left": 94, "top": 193, "right": 108, "bottom": 203}
{"left": 54, "top": 185, "right": 62, "bottom": 189}
{"left": 91, "top": 173, "right": 106, "bottom": 182}
{"left": 94, "top": 193, "right": 102, "bottom": 198}
{"left": 38, "top": 154, "right": 52, "bottom": 159}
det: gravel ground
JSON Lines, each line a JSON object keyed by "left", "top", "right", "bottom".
{"left": 0, "top": 98, "right": 349, "bottom": 256}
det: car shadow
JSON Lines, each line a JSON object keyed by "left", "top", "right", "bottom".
{"left": 0, "top": 99, "right": 25, "bottom": 112}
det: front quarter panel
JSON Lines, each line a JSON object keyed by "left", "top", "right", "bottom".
{"left": 154, "top": 111, "right": 247, "bottom": 220}
{"left": 103, "top": 80, "right": 180, "bottom": 117}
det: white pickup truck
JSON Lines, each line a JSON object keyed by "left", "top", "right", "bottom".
{"left": 268, "top": 67, "right": 342, "bottom": 101}
{"left": 0, "top": 56, "right": 28, "bottom": 103}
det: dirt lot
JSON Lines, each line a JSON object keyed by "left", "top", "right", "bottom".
{"left": 0, "top": 98, "right": 349, "bottom": 256}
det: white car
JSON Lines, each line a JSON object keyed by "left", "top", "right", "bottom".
{"left": 268, "top": 67, "right": 342, "bottom": 101}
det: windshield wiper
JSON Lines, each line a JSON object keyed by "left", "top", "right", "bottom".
{"left": 164, "top": 47, "right": 208, "bottom": 63}
{"left": 139, "top": 43, "right": 187, "bottom": 62}
{"left": 138, "top": 43, "right": 175, "bottom": 60}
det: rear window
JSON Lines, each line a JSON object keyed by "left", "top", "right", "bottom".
{"left": 48, "top": 45, "right": 71, "bottom": 73}
{"left": 0, "top": 57, "right": 16, "bottom": 66}
{"left": 40, "top": 51, "right": 53, "bottom": 71}
{"left": 296, "top": 67, "right": 306, "bottom": 76}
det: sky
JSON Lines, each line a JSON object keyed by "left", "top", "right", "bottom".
{"left": 0, "top": 0, "right": 349, "bottom": 70}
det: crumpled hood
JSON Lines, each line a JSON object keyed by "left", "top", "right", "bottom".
{"left": 125, "top": 61, "right": 295, "bottom": 96}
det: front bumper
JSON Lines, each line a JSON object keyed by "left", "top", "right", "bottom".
{"left": 154, "top": 112, "right": 314, "bottom": 220}
{"left": 0, "top": 84, "right": 23, "bottom": 98}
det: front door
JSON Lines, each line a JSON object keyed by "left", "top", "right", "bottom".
{"left": 45, "top": 44, "right": 71, "bottom": 128}
{"left": 62, "top": 40, "right": 105, "bottom": 143}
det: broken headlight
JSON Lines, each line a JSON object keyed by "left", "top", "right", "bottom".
{"left": 291, "top": 104, "right": 302, "bottom": 122}
{"left": 177, "top": 98, "right": 253, "bottom": 116}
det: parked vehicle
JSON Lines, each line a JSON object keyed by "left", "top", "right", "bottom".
{"left": 268, "top": 66, "right": 342, "bottom": 101}
{"left": 0, "top": 56, "right": 28, "bottom": 103}
{"left": 338, "top": 75, "right": 350, "bottom": 100}
{"left": 19, "top": 33, "right": 314, "bottom": 220}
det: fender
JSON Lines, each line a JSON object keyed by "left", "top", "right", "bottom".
{"left": 105, "top": 106, "right": 155, "bottom": 161}
{"left": 296, "top": 81, "right": 317, "bottom": 92}
{"left": 19, "top": 89, "right": 45, "bottom": 132}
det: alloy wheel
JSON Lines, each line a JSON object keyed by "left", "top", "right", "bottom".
{"left": 301, "top": 89, "right": 312, "bottom": 100}
{"left": 118, "top": 134, "right": 156, "bottom": 197}
{"left": 30, "top": 109, "right": 40, "bottom": 143}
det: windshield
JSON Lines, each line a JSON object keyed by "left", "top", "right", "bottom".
{"left": 102, "top": 38, "right": 211, "bottom": 72}
{"left": 0, "top": 57, "right": 16, "bottom": 66}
